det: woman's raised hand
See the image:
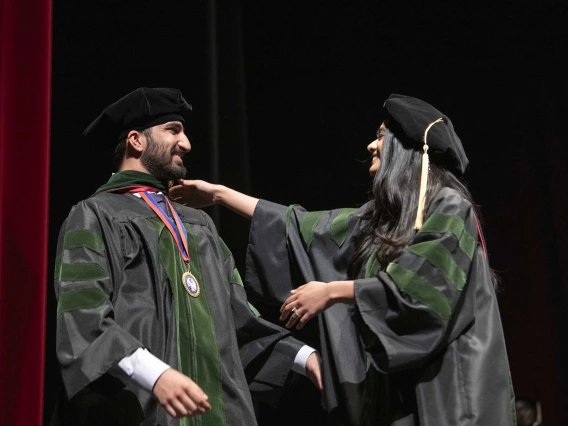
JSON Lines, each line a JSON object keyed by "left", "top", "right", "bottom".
{"left": 170, "top": 180, "right": 260, "bottom": 219}
{"left": 169, "top": 179, "right": 219, "bottom": 208}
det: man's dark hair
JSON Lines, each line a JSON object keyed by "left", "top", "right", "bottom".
{"left": 113, "top": 128, "right": 153, "bottom": 170}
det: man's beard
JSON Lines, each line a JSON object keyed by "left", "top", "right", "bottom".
{"left": 140, "top": 132, "right": 187, "bottom": 181}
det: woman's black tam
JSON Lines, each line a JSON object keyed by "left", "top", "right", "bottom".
{"left": 384, "top": 94, "right": 468, "bottom": 176}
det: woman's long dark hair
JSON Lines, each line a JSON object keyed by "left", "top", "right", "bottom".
{"left": 348, "top": 127, "right": 485, "bottom": 281}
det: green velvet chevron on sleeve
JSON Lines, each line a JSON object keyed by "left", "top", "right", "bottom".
{"left": 299, "top": 211, "right": 326, "bottom": 251}
{"left": 419, "top": 213, "right": 475, "bottom": 259}
{"left": 330, "top": 208, "right": 357, "bottom": 247}
{"left": 63, "top": 229, "right": 105, "bottom": 254}
{"left": 57, "top": 287, "right": 109, "bottom": 316}
{"left": 408, "top": 241, "right": 467, "bottom": 290}
{"left": 386, "top": 263, "right": 452, "bottom": 320}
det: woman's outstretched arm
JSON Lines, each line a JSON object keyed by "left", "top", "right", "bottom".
{"left": 169, "top": 179, "right": 259, "bottom": 219}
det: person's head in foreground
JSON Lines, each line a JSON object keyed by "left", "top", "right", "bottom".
{"left": 515, "top": 397, "right": 542, "bottom": 426}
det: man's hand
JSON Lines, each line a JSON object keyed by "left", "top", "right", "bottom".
{"left": 169, "top": 179, "right": 219, "bottom": 208}
{"left": 305, "top": 352, "right": 326, "bottom": 407}
{"left": 153, "top": 368, "right": 211, "bottom": 418}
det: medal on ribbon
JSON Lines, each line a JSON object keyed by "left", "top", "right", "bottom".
{"left": 182, "top": 271, "right": 200, "bottom": 297}
{"left": 136, "top": 190, "right": 201, "bottom": 298}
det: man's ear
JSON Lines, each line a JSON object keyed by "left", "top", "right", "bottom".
{"left": 126, "top": 130, "right": 145, "bottom": 154}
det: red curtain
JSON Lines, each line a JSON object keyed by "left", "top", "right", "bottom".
{"left": 0, "top": 0, "right": 52, "bottom": 424}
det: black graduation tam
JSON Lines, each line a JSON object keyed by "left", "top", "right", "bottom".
{"left": 383, "top": 94, "right": 468, "bottom": 176}
{"left": 83, "top": 87, "right": 192, "bottom": 146}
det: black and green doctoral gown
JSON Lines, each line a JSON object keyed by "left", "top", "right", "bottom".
{"left": 246, "top": 187, "right": 516, "bottom": 426}
{"left": 54, "top": 171, "right": 303, "bottom": 426}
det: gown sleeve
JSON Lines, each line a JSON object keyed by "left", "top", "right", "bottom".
{"left": 245, "top": 200, "right": 377, "bottom": 421}
{"left": 202, "top": 214, "right": 305, "bottom": 406}
{"left": 354, "top": 188, "right": 482, "bottom": 373}
{"left": 246, "top": 199, "right": 362, "bottom": 304}
{"left": 54, "top": 200, "right": 142, "bottom": 399}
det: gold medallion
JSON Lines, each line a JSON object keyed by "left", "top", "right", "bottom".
{"left": 182, "top": 271, "right": 200, "bottom": 297}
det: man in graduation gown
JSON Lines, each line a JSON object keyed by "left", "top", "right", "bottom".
{"left": 53, "top": 87, "right": 321, "bottom": 426}
{"left": 170, "top": 94, "right": 516, "bottom": 425}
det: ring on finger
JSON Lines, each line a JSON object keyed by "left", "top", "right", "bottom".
{"left": 291, "top": 307, "right": 300, "bottom": 317}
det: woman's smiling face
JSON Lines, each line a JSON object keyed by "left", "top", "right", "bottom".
{"left": 367, "top": 123, "right": 385, "bottom": 176}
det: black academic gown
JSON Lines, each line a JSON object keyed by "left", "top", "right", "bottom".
{"left": 54, "top": 174, "right": 303, "bottom": 426}
{"left": 246, "top": 187, "right": 515, "bottom": 426}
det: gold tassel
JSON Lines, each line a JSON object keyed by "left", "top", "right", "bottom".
{"left": 414, "top": 118, "right": 444, "bottom": 230}
{"left": 414, "top": 145, "right": 429, "bottom": 229}
{"left": 536, "top": 400, "right": 543, "bottom": 425}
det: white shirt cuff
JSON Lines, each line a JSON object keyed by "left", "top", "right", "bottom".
{"left": 118, "top": 348, "right": 171, "bottom": 393}
{"left": 291, "top": 345, "right": 316, "bottom": 376}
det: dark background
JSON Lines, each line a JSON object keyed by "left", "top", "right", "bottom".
{"left": 47, "top": 1, "right": 568, "bottom": 424}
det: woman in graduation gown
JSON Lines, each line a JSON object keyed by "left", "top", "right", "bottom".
{"left": 170, "top": 94, "right": 516, "bottom": 425}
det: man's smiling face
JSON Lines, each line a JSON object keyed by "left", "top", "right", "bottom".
{"left": 140, "top": 121, "right": 191, "bottom": 180}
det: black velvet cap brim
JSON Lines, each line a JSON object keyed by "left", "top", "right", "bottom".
{"left": 83, "top": 87, "right": 192, "bottom": 148}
